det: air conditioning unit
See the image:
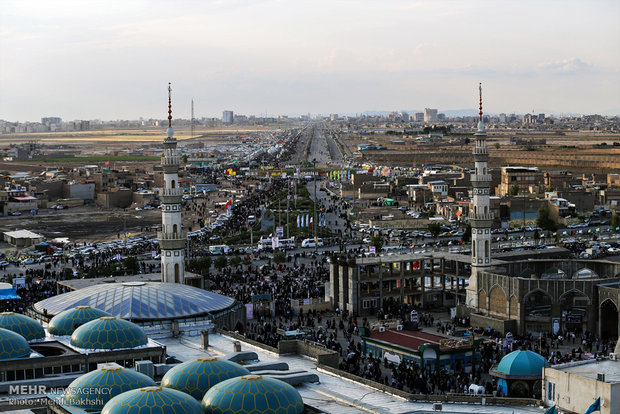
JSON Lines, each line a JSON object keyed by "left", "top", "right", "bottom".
{"left": 135, "top": 360, "right": 154, "bottom": 378}
{"left": 397, "top": 325, "right": 403, "bottom": 331}
{"left": 609, "top": 353, "right": 618, "bottom": 361}
{"left": 379, "top": 327, "right": 386, "bottom": 332}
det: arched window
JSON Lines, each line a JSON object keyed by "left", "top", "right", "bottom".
{"left": 173, "top": 224, "right": 178, "bottom": 234}
{"left": 171, "top": 180, "right": 176, "bottom": 189}
{"left": 484, "top": 206, "right": 488, "bottom": 214}
{"left": 174, "top": 263, "right": 180, "bottom": 283}
{"left": 472, "top": 241, "right": 476, "bottom": 256}
{"left": 485, "top": 240, "right": 489, "bottom": 256}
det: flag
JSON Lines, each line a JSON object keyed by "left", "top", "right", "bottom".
{"left": 544, "top": 406, "right": 556, "bottom": 414}
{"left": 105, "top": 161, "right": 109, "bottom": 166}
{"left": 296, "top": 215, "right": 300, "bottom": 228}
{"left": 310, "top": 216, "right": 313, "bottom": 227}
{"left": 585, "top": 397, "right": 600, "bottom": 414}
{"left": 413, "top": 261, "right": 420, "bottom": 269}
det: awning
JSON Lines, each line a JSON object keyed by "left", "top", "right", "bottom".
{"left": 11, "top": 195, "right": 37, "bottom": 201}
{"left": 0, "top": 288, "right": 20, "bottom": 300}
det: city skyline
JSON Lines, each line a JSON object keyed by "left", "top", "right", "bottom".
{"left": 1, "top": 0, "right": 619, "bottom": 121}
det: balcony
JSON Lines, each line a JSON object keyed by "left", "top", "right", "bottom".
{"left": 157, "top": 231, "right": 186, "bottom": 241}
{"left": 472, "top": 147, "right": 488, "bottom": 155}
{"left": 470, "top": 174, "right": 492, "bottom": 183}
{"left": 161, "top": 156, "right": 180, "bottom": 166}
{"left": 159, "top": 188, "right": 183, "bottom": 197}
{"left": 469, "top": 213, "right": 494, "bottom": 221}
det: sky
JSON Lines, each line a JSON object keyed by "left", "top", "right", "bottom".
{"left": 1, "top": 0, "right": 619, "bottom": 121}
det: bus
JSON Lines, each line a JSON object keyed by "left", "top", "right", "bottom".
{"left": 209, "top": 245, "right": 230, "bottom": 255}
{"left": 257, "top": 237, "right": 296, "bottom": 251}
{"left": 301, "top": 238, "right": 324, "bottom": 248}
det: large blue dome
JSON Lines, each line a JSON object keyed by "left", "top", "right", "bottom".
{"left": 48, "top": 306, "right": 112, "bottom": 336}
{"left": 202, "top": 375, "right": 304, "bottom": 414}
{"left": 34, "top": 282, "right": 236, "bottom": 322}
{"left": 64, "top": 365, "right": 156, "bottom": 411}
{"left": 0, "top": 327, "right": 31, "bottom": 360}
{"left": 496, "top": 350, "right": 549, "bottom": 377}
{"left": 0, "top": 312, "right": 45, "bottom": 342}
{"left": 70, "top": 317, "right": 147, "bottom": 350}
{"left": 102, "top": 386, "right": 202, "bottom": 414}
{"left": 162, "top": 357, "right": 251, "bottom": 400}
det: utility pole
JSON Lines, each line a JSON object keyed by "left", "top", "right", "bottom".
{"left": 313, "top": 156, "right": 318, "bottom": 254}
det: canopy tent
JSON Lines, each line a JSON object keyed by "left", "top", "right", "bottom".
{"left": 0, "top": 282, "right": 20, "bottom": 300}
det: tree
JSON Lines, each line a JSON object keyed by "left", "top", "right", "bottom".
{"left": 462, "top": 224, "right": 472, "bottom": 243}
{"left": 370, "top": 233, "right": 384, "bottom": 253}
{"left": 229, "top": 255, "right": 242, "bottom": 267}
{"left": 181, "top": 154, "right": 188, "bottom": 163}
{"left": 537, "top": 202, "right": 557, "bottom": 231}
{"left": 611, "top": 212, "right": 620, "bottom": 232}
{"left": 273, "top": 250, "right": 286, "bottom": 264}
{"left": 428, "top": 222, "right": 442, "bottom": 240}
{"left": 533, "top": 229, "right": 540, "bottom": 241}
{"left": 214, "top": 256, "right": 228, "bottom": 271}
{"left": 509, "top": 184, "right": 520, "bottom": 197}
{"left": 494, "top": 143, "right": 500, "bottom": 149}
{"left": 123, "top": 257, "right": 139, "bottom": 274}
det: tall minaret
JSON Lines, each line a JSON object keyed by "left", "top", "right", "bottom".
{"left": 159, "top": 83, "right": 186, "bottom": 284}
{"left": 466, "top": 83, "right": 492, "bottom": 309}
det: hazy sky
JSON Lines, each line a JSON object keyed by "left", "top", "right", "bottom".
{"left": 1, "top": 0, "right": 619, "bottom": 121}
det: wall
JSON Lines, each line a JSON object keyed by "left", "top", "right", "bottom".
{"left": 471, "top": 313, "right": 517, "bottom": 335}
{"left": 63, "top": 183, "right": 95, "bottom": 200}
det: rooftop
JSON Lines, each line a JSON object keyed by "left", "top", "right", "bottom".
{"left": 3, "top": 230, "right": 44, "bottom": 239}
{"left": 364, "top": 329, "right": 461, "bottom": 352}
{"left": 550, "top": 359, "right": 620, "bottom": 384}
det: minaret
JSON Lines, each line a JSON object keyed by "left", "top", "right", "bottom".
{"left": 159, "top": 83, "right": 186, "bottom": 284}
{"left": 466, "top": 83, "right": 492, "bottom": 309}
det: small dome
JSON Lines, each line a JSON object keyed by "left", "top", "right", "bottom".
{"left": 202, "top": 375, "right": 304, "bottom": 414}
{"left": 162, "top": 357, "right": 251, "bottom": 400}
{"left": 0, "top": 327, "right": 31, "bottom": 360}
{"left": 0, "top": 312, "right": 45, "bottom": 342}
{"left": 48, "top": 306, "right": 112, "bottom": 336}
{"left": 102, "top": 386, "right": 202, "bottom": 414}
{"left": 64, "top": 366, "right": 156, "bottom": 411}
{"left": 496, "top": 350, "right": 549, "bottom": 377}
{"left": 70, "top": 317, "right": 147, "bottom": 350}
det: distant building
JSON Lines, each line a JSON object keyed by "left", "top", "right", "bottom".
{"left": 222, "top": 111, "right": 234, "bottom": 124}
{"left": 424, "top": 108, "right": 438, "bottom": 123}
{"left": 413, "top": 112, "right": 424, "bottom": 122}
{"left": 41, "top": 117, "right": 62, "bottom": 125}
{"left": 496, "top": 166, "right": 543, "bottom": 196}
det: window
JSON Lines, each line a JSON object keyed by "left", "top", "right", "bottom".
{"left": 547, "top": 381, "right": 555, "bottom": 401}
{"left": 472, "top": 241, "right": 476, "bottom": 256}
{"left": 485, "top": 240, "right": 489, "bottom": 256}
{"left": 171, "top": 180, "right": 176, "bottom": 188}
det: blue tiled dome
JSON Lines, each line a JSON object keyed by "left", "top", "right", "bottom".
{"left": 64, "top": 365, "right": 156, "bottom": 411}
{"left": 102, "top": 386, "right": 203, "bottom": 414}
{"left": 70, "top": 317, "right": 147, "bottom": 350}
{"left": 202, "top": 375, "right": 304, "bottom": 414}
{"left": 0, "top": 312, "right": 45, "bottom": 342}
{"left": 0, "top": 327, "right": 31, "bottom": 360}
{"left": 496, "top": 350, "right": 549, "bottom": 377}
{"left": 162, "top": 357, "right": 251, "bottom": 400}
{"left": 48, "top": 306, "right": 112, "bottom": 336}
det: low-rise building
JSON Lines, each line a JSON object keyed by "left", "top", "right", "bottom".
{"left": 542, "top": 358, "right": 620, "bottom": 414}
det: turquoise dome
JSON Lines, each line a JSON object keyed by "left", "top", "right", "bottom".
{"left": 64, "top": 365, "right": 156, "bottom": 411}
{"left": 0, "top": 327, "right": 31, "bottom": 360}
{"left": 162, "top": 357, "right": 251, "bottom": 400}
{"left": 48, "top": 306, "right": 112, "bottom": 336}
{"left": 496, "top": 350, "right": 549, "bottom": 377}
{"left": 202, "top": 375, "right": 304, "bottom": 414}
{"left": 70, "top": 317, "right": 147, "bottom": 350}
{"left": 101, "top": 386, "right": 202, "bottom": 414}
{"left": 0, "top": 312, "right": 45, "bottom": 342}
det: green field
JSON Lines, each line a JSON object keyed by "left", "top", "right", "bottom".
{"left": 37, "top": 156, "right": 160, "bottom": 163}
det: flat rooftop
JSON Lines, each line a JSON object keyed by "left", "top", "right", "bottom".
{"left": 551, "top": 359, "right": 620, "bottom": 384}
{"left": 365, "top": 329, "right": 460, "bottom": 351}
{"left": 160, "top": 333, "right": 540, "bottom": 414}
